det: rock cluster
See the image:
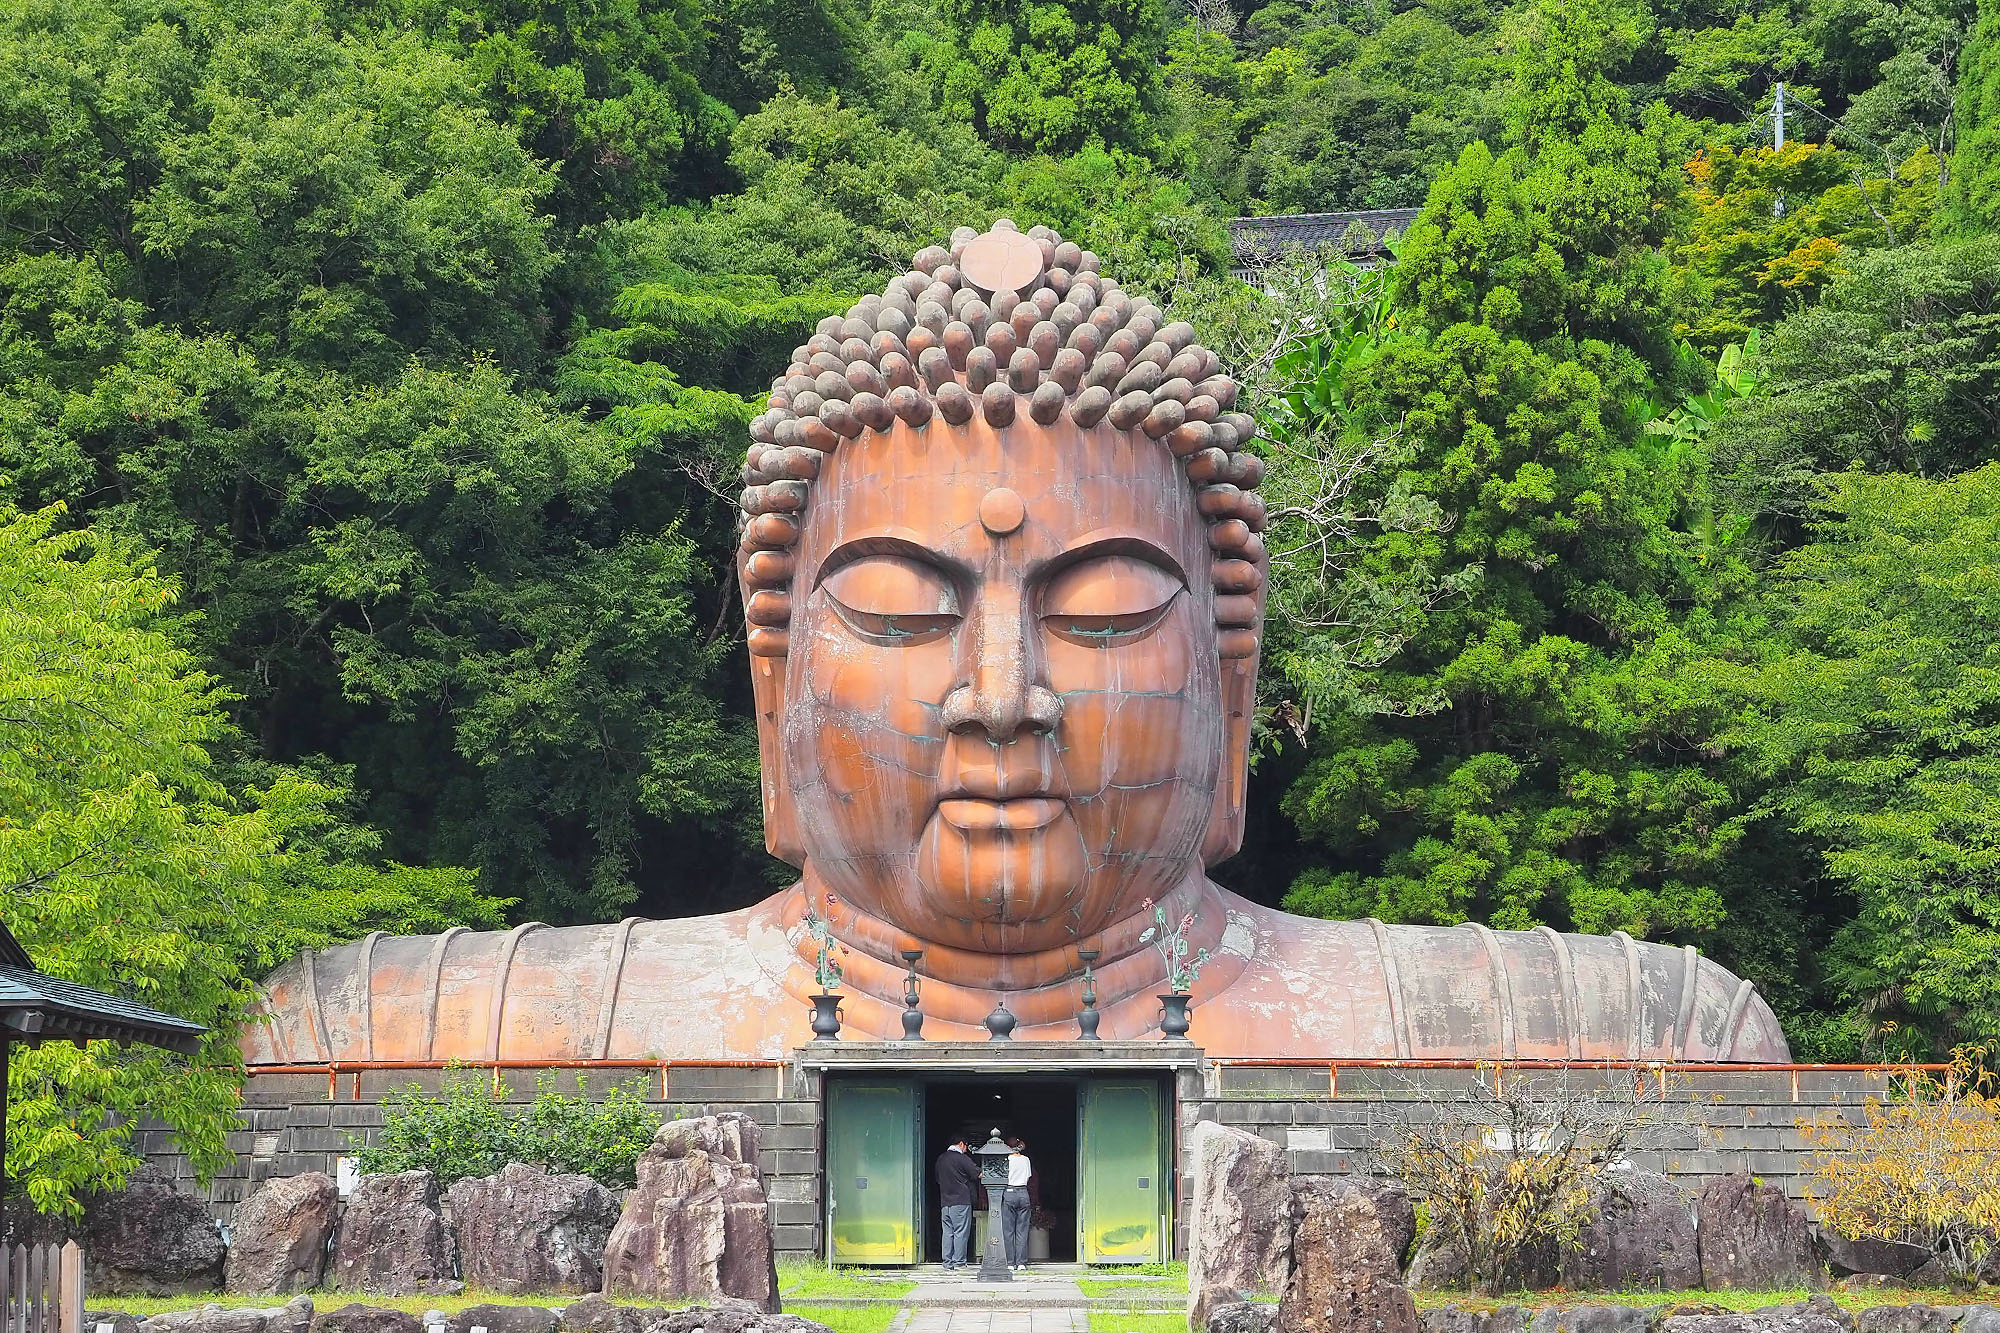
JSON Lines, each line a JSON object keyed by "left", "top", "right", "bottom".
{"left": 101, "top": 1300, "right": 831, "bottom": 1333}
{"left": 1188, "top": 1124, "right": 1423, "bottom": 1333}
{"left": 1184, "top": 1125, "right": 1976, "bottom": 1333}
{"left": 42, "top": 1110, "right": 783, "bottom": 1308}
{"left": 602, "top": 1113, "right": 778, "bottom": 1311}
{"left": 1411, "top": 1303, "right": 2000, "bottom": 1333}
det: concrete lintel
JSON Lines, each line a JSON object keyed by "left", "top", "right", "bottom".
{"left": 792, "top": 1039, "right": 1204, "bottom": 1074}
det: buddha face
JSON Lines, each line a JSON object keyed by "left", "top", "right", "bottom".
{"left": 773, "top": 414, "right": 1225, "bottom": 953}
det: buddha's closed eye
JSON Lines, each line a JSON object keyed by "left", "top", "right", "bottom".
{"left": 823, "top": 556, "right": 959, "bottom": 644}
{"left": 1041, "top": 555, "right": 1182, "bottom": 645}
{"left": 822, "top": 552, "right": 1181, "bottom": 648}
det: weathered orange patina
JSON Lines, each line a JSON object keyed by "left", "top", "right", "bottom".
{"left": 244, "top": 223, "right": 1791, "bottom": 1065}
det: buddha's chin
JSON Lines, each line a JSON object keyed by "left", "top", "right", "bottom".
{"left": 910, "top": 809, "right": 1097, "bottom": 951}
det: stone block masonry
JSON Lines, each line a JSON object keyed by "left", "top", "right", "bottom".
{"left": 1177, "top": 1063, "right": 1909, "bottom": 1240}
{"left": 134, "top": 1056, "right": 1918, "bottom": 1264}
{"left": 138, "top": 1064, "right": 825, "bottom": 1259}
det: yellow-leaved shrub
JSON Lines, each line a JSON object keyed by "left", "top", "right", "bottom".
{"left": 1803, "top": 1048, "right": 2000, "bottom": 1283}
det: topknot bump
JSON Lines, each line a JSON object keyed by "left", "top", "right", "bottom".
{"left": 960, "top": 228, "right": 1047, "bottom": 297}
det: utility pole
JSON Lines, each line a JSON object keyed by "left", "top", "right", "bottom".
{"left": 1773, "top": 82, "right": 1787, "bottom": 218}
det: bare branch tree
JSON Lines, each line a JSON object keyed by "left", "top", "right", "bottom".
{"left": 1168, "top": 244, "right": 1476, "bottom": 720}
{"left": 1360, "top": 1066, "right": 1709, "bottom": 1293}
{"left": 1187, "top": 0, "right": 1239, "bottom": 37}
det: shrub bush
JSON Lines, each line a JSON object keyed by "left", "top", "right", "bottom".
{"left": 1374, "top": 1067, "right": 1699, "bottom": 1292}
{"left": 354, "top": 1068, "right": 663, "bottom": 1188}
{"left": 1804, "top": 1047, "right": 2000, "bottom": 1283}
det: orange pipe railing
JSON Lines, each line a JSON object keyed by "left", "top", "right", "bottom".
{"left": 245, "top": 1058, "right": 788, "bottom": 1100}
{"left": 1207, "top": 1057, "right": 1950, "bottom": 1102}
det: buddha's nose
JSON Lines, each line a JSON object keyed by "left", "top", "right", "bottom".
{"left": 940, "top": 591, "right": 1062, "bottom": 742}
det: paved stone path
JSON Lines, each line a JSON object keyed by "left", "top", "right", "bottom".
{"left": 816, "top": 1261, "right": 1178, "bottom": 1333}
{"left": 898, "top": 1310, "right": 1090, "bottom": 1333}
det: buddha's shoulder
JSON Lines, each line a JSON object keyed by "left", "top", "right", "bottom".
{"left": 1203, "top": 893, "right": 1791, "bottom": 1062}
{"left": 245, "top": 897, "right": 800, "bottom": 1064}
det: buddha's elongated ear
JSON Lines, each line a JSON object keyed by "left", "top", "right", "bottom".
{"left": 1202, "top": 580, "right": 1264, "bottom": 868}
{"left": 749, "top": 650, "right": 805, "bottom": 864}
{"left": 741, "top": 545, "right": 806, "bottom": 865}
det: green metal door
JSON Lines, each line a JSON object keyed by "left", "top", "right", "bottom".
{"left": 826, "top": 1080, "right": 919, "bottom": 1265}
{"left": 1078, "top": 1080, "right": 1166, "bottom": 1264}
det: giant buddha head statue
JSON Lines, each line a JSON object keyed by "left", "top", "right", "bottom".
{"left": 737, "top": 222, "right": 1266, "bottom": 965}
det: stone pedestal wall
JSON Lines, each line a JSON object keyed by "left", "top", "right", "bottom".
{"left": 1178, "top": 1065, "right": 1897, "bottom": 1262}
{"left": 131, "top": 1065, "right": 825, "bottom": 1260}
{"left": 132, "top": 1059, "right": 1900, "bottom": 1264}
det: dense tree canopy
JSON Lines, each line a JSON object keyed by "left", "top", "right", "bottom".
{"left": 3, "top": 0, "right": 1997, "bottom": 1204}
{"left": 0, "top": 500, "right": 498, "bottom": 1213}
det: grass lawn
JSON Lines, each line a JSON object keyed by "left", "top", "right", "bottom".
{"left": 1086, "top": 1314, "right": 1188, "bottom": 1333}
{"left": 785, "top": 1303, "right": 902, "bottom": 1333}
{"left": 775, "top": 1260, "right": 918, "bottom": 1300}
{"left": 1077, "top": 1280, "right": 1185, "bottom": 1299}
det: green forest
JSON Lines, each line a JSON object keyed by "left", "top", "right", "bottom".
{"left": 4, "top": 0, "right": 1999, "bottom": 1210}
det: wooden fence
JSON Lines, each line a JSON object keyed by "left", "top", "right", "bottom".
{"left": 0, "top": 1243, "right": 82, "bottom": 1333}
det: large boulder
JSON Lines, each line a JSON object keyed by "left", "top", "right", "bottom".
{"left": 447, "top": 1306, "right": 560, "bottom": 1333}
{"left": 1527, "top": 1311, "right": 1652, "bottom": 1333}
{"left": 1277, "top": 1270, "right": 1418, "bottom": 1333}
{"left": 1819, "top": 1233, "right": 1936, "bottom": 1280}
{"left": 1659, "top": 1295, "right": 1853, "bottom": 1333}
{"left": 645, "top": 1306, "right": 832, "bottom": 1333}
{"left": 227, "top": 1173, "right": 338, "bottom": 1295}
{"left": 1405, "top": 1237, "right": 1470, "bottom": 1292}
{"left": 446, "top": 1163, "right": 620, "bottom": 1295}
{"left": 1696, "top": 1174, "right": 1825, "bottom": 1290}
{"left": 1960, "top": 1311, "right": 2000, "bottom": 1333}
{"left": 1559, "top": 1170, "right": 1700, "bottom": 1292}
{"left": 1422, "top": 1308, "right": 1529, "bottom": 1333}
{"left": 309, "top": 1306, "right": 423, "bottom": 1333}
{"left": 329, "top": 1171, "right": 460, "bottom": 1296}
{"left": 1207, "top": 1305, "right": 1282, "bottom": 1333}
{"left": 1289, "top": 1178, "right": 1415, "bottom": 1284}
{"left": 602, "top": 1115, "right": 778, "bottom": 1311}
{"left": 716, "top": 1170, "right": 776, "bottom": 1313}
{"left": 1188, "top": 1123, "right": 1294, "bottom": 1326}
{"left": 81, "top": 1165, "right": 227, "bottom": 1295}
{"left": 1280, "top": 1178, "right": 1420, "bottom": 1333}
{"left": 141, "top": 1299, "right": 314, "bottom": 1333}
{"left": 559, "top": 1297, "right": 651, "bottom": 1333}
{"left": 1856, "top": 1309, "right": 1956, "bottom": 1333}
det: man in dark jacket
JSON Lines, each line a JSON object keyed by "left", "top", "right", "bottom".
{"left": 935, "top": 1137, "right": 982, "bottom": 1269}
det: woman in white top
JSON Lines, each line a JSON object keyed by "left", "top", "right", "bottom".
{"left": 1002, "top": 1137, "right": 1034, "bottom": 1271}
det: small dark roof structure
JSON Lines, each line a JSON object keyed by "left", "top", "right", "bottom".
{"left": 1227, "top": 208, "right": 1424, "bottom": 272}
{"left": 0, "top": 921, "right": 206, "bottom": 1056}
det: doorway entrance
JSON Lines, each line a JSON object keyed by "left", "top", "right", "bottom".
{"left": 823, "top": 1072, "right": 1171, "bottom": 1267}
{"left": 922, "top": 1079, "right": 1078, "bottom": 1262}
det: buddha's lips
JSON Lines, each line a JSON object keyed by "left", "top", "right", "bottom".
{"left": 935, "top": 796, "right": 1066, "bottom": 832}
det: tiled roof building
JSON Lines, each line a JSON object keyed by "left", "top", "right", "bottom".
{"left": 1227, "top": 207, "right": 1423, "bottom": 277}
